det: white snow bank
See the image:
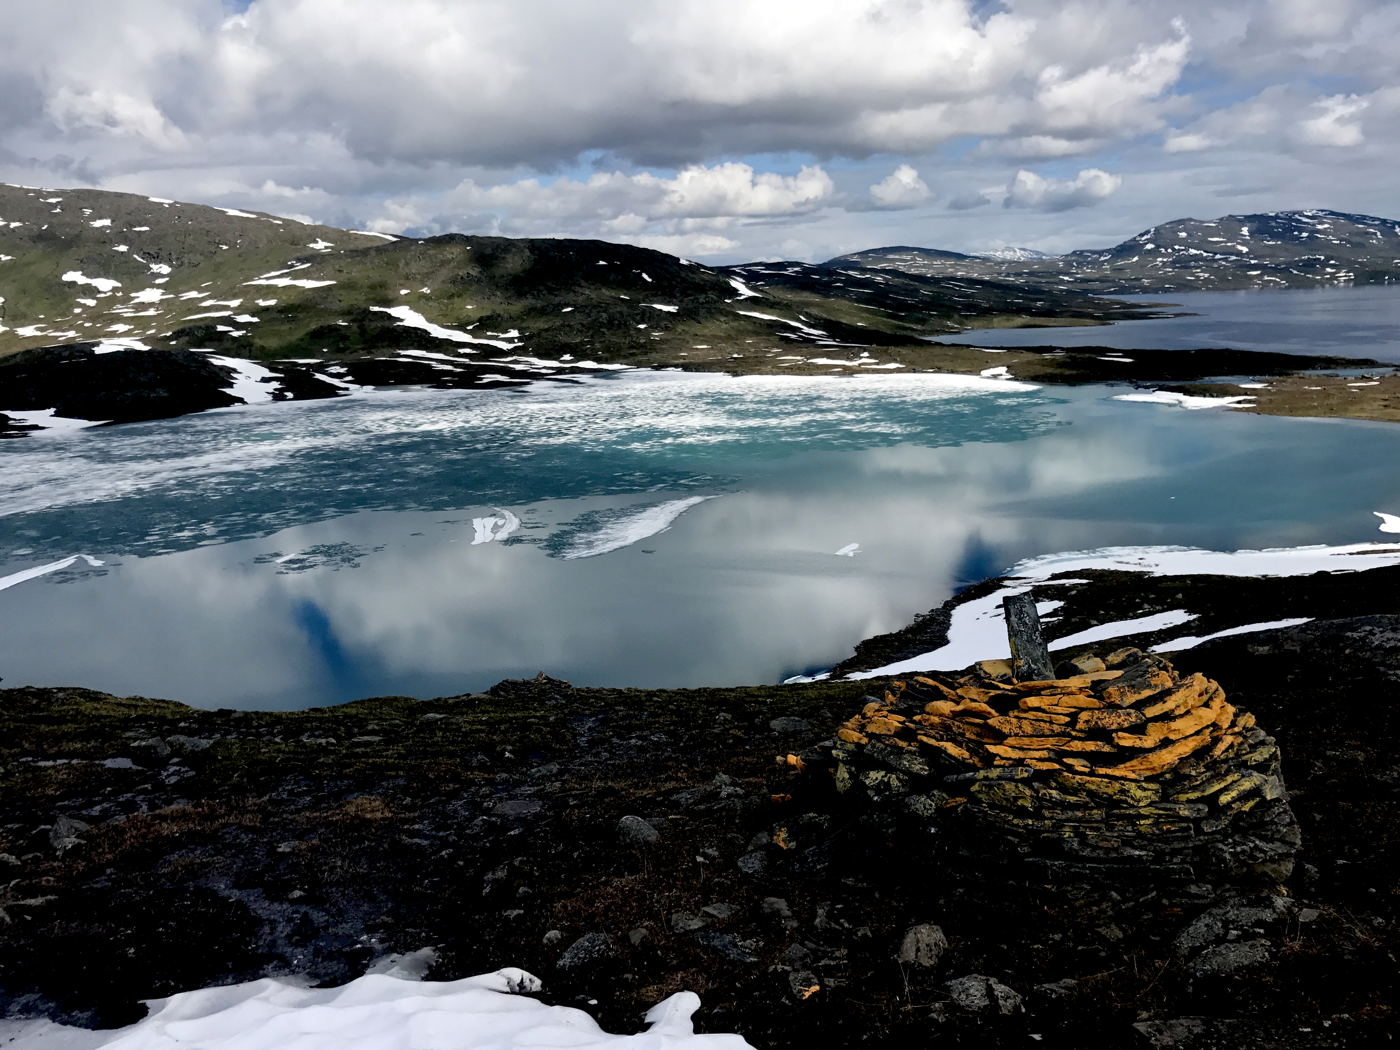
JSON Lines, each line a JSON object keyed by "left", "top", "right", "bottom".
{"left": 561, "top": 496, "right": 716, "bottom": 559}
{"left": 0, "top": 554, "right": 104, "bottom": 592}
{"left": 245, "top": 276, "right": 336, "bottom": 289}
{"left": 728, "top": 276, "right": 760, "bottom": 299}
{"left": 218, "top": 207, "right": 259, "bottom": 219}
{"left": 370, "top": 306, "right": 522, "bottom": 351}
{"left": 472, "top": 510, "right": 521, "bottom": 545}
{"left": 88, "top": 218, "right": 111, "bottom": 227}
{"left": 834, "top": 543, "right": 861, "bottom": 557}
{"left": 61, "top": 271, "right": 122, "bottom": 293}
{"left": 0, "top": 967, "right": 753, "bottom": 1050}
{"left": 1152, "top": 618, "right": 1314, "bottom": 653}
{"left": 846, "top": 593, "right": 1074, "bottom": 679}
{"left": 645, "top": 303, "right": 679, "bottom": 313}
{"left": 94, "top": 338, "right": 153, "bottom": 354}
{"left": 1046, "top": 610, "right": 1198, "bottom": 651}
{"left": 1007, "top": 542, "right": 1400, "bottom": 580}
{"left": 351, "top": 230, "right": 398, "bottom": 241}
{"left": 128, "top": 288, "right": 172, "bottom": 304}
{"left": 0, "top": 409, "right": 108, "bottom": 432}
{"left": 735, "top": 310, "right": 826, "bottom": 338}
{"left": 206, "top": 355, "right": 279, "bottom": 404}
{"left": 1111, "top": 390, "right": 1255, "bottom": 410}
{"left": 979, "top": 366, "right": 1011, "bottom": 379}
{"left": 846, "top": 541, "right": 1400, "bottom": 679}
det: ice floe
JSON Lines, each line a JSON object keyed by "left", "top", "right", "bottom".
{"left": 471, "top": 510, "right": 521, "bottom": 545}
{"left": 834, "top": 543, "right": 861, "bottom": 557}
{"left": 0, "top": 554, "right": 104, "bottom": 592}
{"left": 0, "top": 966, "right": 752, "bottom": 1050}
{"left": 559, "top": 496, "right": 716, "bottom": 559}
{"left": 1374, "top": 511, "right": 1400, "bottom": 533}
{"left": 1111, "top": 390, "right": 1255, "bottom": 410}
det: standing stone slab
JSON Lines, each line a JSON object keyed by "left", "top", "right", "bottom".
{"left": 1003, "top": 594, "right": 1054, "bottom": 681}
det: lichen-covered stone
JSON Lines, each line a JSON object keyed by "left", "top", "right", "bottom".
{"left": 825, "top": 652, "right": 1300, "bottom": 897}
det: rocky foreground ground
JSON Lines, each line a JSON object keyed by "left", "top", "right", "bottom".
{"left": 1, "top": 616, "right": 1397, "bottom": 1048}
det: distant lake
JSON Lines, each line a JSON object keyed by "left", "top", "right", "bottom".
{"left": 5, "top": 367, "right": 1400, "bottom": 710}
{"left": 927, "top": 284, "right": 1400, "bottom": 361}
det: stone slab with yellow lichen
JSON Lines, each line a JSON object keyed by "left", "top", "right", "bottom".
{"left": 827, "top": 646, "right": 1300, "bottom": 891}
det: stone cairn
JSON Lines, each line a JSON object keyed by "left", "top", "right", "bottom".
{"left": 828, "top": 643, "right": 1301, "bottom": 900}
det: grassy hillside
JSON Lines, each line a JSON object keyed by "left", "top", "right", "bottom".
{"left": 0, "top": 184, "right": 1150, "bottom": 372}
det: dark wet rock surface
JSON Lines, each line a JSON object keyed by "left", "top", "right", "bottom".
{"left": 0, "top": 613, "right": 1396, "bottom": 1046}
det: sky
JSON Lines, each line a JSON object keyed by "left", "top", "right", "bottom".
{"left": 1, "top": 0, "right": 1398, "bottom": 262}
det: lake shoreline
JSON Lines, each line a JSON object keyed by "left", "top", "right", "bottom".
{"left": 1, "top": 334, "right": 1392, "bottom": 438}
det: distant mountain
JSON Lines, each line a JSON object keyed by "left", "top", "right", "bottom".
{"left": 824, "top": 210, "right": 1400, "bottom": 293}
{"left": 975, "top": 247, "right": 1055, "bottom": 262}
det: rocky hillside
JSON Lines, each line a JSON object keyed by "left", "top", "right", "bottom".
{"left": 830, "top": 209, "right": 1400, "bottom": 293}
{"left": 0, "top": 184, "right": 1145, "bottom": 367}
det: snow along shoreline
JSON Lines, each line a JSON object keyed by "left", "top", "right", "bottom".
{"left": 788, "top": 540, "right": 1400, "bottom": 683}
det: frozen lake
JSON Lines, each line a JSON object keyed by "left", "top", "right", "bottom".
{"left": 4, "top": 341, "right": 1400, "bottom": 709}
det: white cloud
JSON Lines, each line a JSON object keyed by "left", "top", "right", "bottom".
{"left": 1294, "top": 93, "right": 1369, "bottom": 146}
{"left": 868, "top": 165, "right": 930, "bottom": 209}
{"left": 1004, "top": 168, "right": 1122, "bottom": 212}
{"left": 45, "top": 87, "right": 186, "bottom": 148}
{"left": 0, "top": 1, "right": 1399, "bottom": 261}
{"left": 365, "top": 162, "right": 836, "bottom": 253}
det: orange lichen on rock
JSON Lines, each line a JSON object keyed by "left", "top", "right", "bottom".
{"left": 826, "top": 649, "right": 1298, "bottom": 888}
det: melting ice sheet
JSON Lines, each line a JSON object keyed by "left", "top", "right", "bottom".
{"left": 0, "top": 968, "right": 753, "bottom": 1050}
{"left": 7, "top": 371, "right": 1400, "bottom": 708}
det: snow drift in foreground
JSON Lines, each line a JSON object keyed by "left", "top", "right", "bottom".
{"left": 839, "top": 541, "right": 1400, "bottom": 680}
{"left": 0, "top": 967, "right": 754, "bottom": 1050}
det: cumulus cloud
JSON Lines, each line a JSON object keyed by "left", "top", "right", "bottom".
{"left": 0, "top": 1, "right": 1398, "bottom": 260}
{"left": 365, "top": 162, "right": 836, "bottom": 254}
{"left": 1295, "top": 94, "right": 1369, "bottom": 146}
{"left": 1003, "top": 168, "right": 1122, "bottom": 212}
{"left": 867, "top": 165, "right": 930, "bottom": 209}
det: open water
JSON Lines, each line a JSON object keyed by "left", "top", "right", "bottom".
{"left": 927, "top": 284, "right": 1400, "bottom": 361}
{"left": 5, "top": 288, "right": 1400, "bottom": 708}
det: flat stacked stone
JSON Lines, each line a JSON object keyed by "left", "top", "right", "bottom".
{"left": 829, "top": 648, "right": 1300, "bottom": 891}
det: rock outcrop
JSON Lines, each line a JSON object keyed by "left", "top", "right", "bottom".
{"left": 828, "top": 648, "right": 1300, "bottom": 900}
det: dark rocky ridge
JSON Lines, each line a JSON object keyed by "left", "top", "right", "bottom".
{"left": 1, "top": 613, "right": 1396, "bottom": 1048}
